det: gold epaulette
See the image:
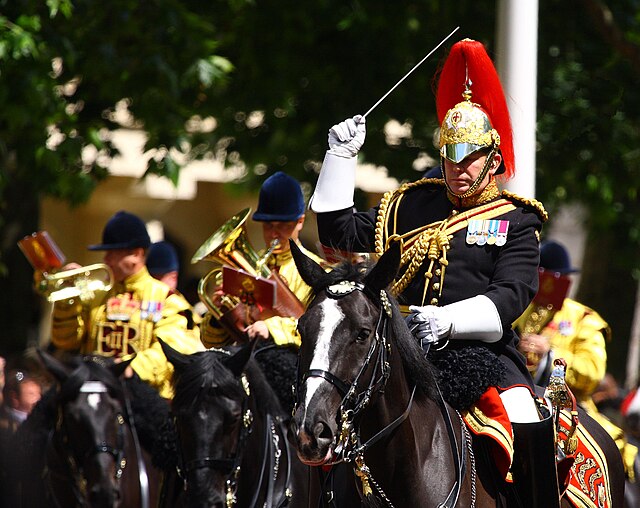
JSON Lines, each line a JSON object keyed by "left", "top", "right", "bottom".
{"left": 385, "top": 177, "right": 444, "bottom": 201}
{"left": 501, "top": 190, "right": 549, "bottom": 222}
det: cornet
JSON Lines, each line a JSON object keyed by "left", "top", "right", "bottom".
{"left": 19, "top": 231, "right": 114, "bottom": 303}
{"left": 35, "top": 264, "right": 114, "bottom": 303}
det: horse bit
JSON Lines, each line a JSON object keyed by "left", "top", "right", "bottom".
{"left": 175, "top": 357, "right": 293, "bottom": 508}
{"left": 296, "top": 280, "right": 472, "bottom": 508}
{"left": 48, "top": 380, "right": 127, "bottom": 508}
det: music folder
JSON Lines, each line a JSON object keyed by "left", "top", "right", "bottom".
{"left": 534, "top": 268, "right": 571, "bottom": 309}
{"left": 18, "top": 231, "right": 66, "bottom": 272}
{"left": 222, "top": 266, "right": 277, "bottom": 310}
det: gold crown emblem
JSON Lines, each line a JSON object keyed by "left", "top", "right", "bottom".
{"left": 106, "top": 293, "right": 139, "bottom": 321}
{"left": 439, "top": 100, "right": 500, "bottom": 150}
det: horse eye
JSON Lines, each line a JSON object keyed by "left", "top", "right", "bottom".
{"left": 356, "top": 328, "right": 371, "bottom": 343}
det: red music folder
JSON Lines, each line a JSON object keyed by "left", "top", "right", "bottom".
{"left": 18, "top": 231, "right": 66, "bottom": 272}
{"left": 222, "top": 266, "right": 276, "bottom": 310}
{"left": 534, "top": 268, "right": 571, "bottom": 309}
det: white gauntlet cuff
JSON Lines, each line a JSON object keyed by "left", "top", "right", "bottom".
{"left": 309, "top": 151, "right": 357, "bottom": 213}
{"left": 444, "top": 295, "right": 503, "bottom": 343}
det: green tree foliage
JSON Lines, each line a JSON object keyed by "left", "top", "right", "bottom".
{"left": 0, "top": 0, "right": 236, "bottom": 353}
{"left": 2, "top": 0, "right": 640, "bottom": 379}
{"left": 536, "top": 0, "right": 640, "bottom": 378}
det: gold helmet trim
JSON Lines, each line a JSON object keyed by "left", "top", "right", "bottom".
{"left": 439, "top": 100, "right": 501, "bottom": 163}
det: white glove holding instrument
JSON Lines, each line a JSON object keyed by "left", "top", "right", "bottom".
{"left": 328, "top": 115, "right": 366, "bottom": 158}
{"left": 407, "top": 295, "right": 503, "bottom": 348}
{"left": 309, "top": 115, "right": 366, "bottom": 213}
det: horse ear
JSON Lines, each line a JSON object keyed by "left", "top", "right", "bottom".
{"left": 290, "top": 239, "right": 325, "bottom": 291}
{"left": 225, "top": 339, "right": 256, "bottom": 377}
{"left": 37, "top": 349, "right": 71, "bottom": 384}
{"left": 363, "top": 241, "right": 401, "bottom": 293}
{"left": 110, "top": 355, "right": 135, "bottom": 379}
{"left": 158, "top": 338, "right": 192, "bottom": 373}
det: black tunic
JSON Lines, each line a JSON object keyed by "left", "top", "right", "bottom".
{"left": 316, "top": 179, "right": 547, "bottom": 391}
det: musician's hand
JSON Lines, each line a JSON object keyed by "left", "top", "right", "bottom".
{"left": 113, "top": 357, "right": 135, "bottom": 378}
{"left": 62, "top": 262, "right": 83, "bottom": 271}
{"left": 519, "top": 333, "right": 551, "bottom": 357}
{"left": 328, "top": 115, "right": 366, "bottom": 158}
{"left": 210, "top": 288, "right": 225, "bottom": 308}
{"left": 245, "top": 321, "right": 270, "bottom": 340}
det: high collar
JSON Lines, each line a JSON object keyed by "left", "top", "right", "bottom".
{"left": 447, "top": 179, "right": 501, "bottom": 209}
{"left": 267, "top": 248, "right": 293, "bottom": 269}
{"left": 112, "top": 267, "right": 149, "bottom": 292}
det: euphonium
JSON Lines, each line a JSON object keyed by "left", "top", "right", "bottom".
{"left": 192, "top": 208, "right": 272, "bottom": 278}
{"left": 192, "top": 208, "right": 304, "bottom": 341}
{"left": 197, "top": 236, "right": 280, "bottom": 320}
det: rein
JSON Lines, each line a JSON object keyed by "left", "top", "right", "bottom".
{"left": 46, "top": 380, "right": 130, "bottom": 508}
{"left": 176, "top": 370, "right": 294, "bottom": 508}
{"left": 297, "top": 281, "right": 470, "bottom": 507}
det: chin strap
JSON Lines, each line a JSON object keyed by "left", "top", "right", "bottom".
{"left": 442, "top": 149, "right": 496, "bottom": 199}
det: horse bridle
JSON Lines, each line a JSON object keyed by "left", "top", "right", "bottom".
{"left": 175, "top": 370, "right": 252, "bottom": 507}
{"left": 296, "top": 282, "right": 398, "bottom": 459}
{"left": 48, "top": 381, "right": 127, "bottom": 508}
{"left": 175, "top": 368, "right": 294, "bottom": 508}
{"left": 296, "top": 281, "right": 469, "bottom": 508}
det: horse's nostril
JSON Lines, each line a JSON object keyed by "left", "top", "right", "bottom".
{"left": 314, "top": 421, "right": 333, "bottom": 441}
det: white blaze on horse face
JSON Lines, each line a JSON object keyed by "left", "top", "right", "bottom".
{"left": 80, "top": 381, "right": 107, "bottom": 411}
{"left": 87, "top": 393, "right": 101, "bottom": 410}
{"left": 303, "top": 298, "right": 344, "bottom": 413}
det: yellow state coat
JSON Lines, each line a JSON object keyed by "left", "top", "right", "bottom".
{"left": 51, "top": 267, "right": 202, "bottom": 398}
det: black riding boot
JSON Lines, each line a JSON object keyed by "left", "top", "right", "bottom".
{"left": 511, "top": 415, "right": 561, "bottom": 508}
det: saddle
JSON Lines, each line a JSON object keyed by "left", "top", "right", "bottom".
{"left": 463, "top": 359, "right": 613, "bottom": 508}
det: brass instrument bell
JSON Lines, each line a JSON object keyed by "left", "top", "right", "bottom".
{"left": 19, "top": 231, "right": 114, "bottom": 303}
{"left": 192, "top": 208, "right": 304, "bottom": 341}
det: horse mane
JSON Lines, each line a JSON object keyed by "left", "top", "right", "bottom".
{"left": 57, "top": 355, "right": 123, "bottom": 403}
{"left": 16, "top": 355, "right": 177, "bottom": 472}
{"left": 314, "top": 260, "right": 440, "bottom": 401}
{"left": 171, "top": 349, "right": 284, "bottom": 417}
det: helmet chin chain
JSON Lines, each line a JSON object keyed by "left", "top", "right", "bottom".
{"left": 442, "top": 149, "right": 496, "bottom": 199}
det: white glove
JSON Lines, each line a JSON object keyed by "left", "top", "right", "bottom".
{"left": 328, "top": 115, "right": 366, "bottom": 158}
{"left": 408, "top": 295, "right": 503, "bottom": 344}
{"left": 406, "top": 305, "right": 452, "bottom": 345}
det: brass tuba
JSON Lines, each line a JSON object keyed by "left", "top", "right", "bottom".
{"left": 18, "top": 231, "right": 114, "bottom": 303}
{"left": 192, "top": 208, "right": 304, "bottom": 341}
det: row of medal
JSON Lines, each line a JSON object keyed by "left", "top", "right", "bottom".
{"left": 106, "top": 293, "right": 163, "bottom": 323}
{"left": 466, "top": 219, "right": 510, "bottom": 246}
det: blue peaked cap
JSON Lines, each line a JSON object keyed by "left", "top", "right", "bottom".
{"left": 146, "top": 241, "right": 179, "bottom": 275}
{"left": 540, "top": 240, "right": 579, "bottom": 274}
{"left": 88, "top": 210, "right": 151, "bottom": 251}
{"left": 252, "top": 172, "right": 305, "bottom": 222}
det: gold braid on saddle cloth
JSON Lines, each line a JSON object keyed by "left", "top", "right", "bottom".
{"left": 374, "top": 178, "right": 548, "bottom": 304}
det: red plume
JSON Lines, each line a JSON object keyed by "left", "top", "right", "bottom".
{"left": 435, "top": 39, "right": 515, "bottom": 180}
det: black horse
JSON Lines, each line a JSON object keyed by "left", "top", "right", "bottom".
{"left": 289, "top": 241, "right": 626, "bottom": 507}
{"left": 161, "top": 339, "right": 316, "bottom": 508}
{"left": 10, "top": 351, "right": 170, "bottom": 508}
